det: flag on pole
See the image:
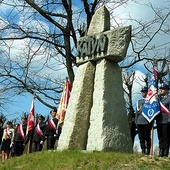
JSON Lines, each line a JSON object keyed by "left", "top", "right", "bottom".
{"left": 142, "top": 68, "right": 160, "bottom": 122}
{"left": 56, "top": 80, "right": 71, "bottom": 126}
{"left": 26, "top": 95, "right": 36, "bottom": 135}
{"left": 24, "top": 95, "right": 36, "bottom": 154}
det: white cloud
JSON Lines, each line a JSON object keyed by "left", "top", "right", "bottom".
{"left": 0, "top": 16, "right": 8, "bottom": 29}
{"left": 111, "top": 0, "right": 170, "bottom": 59}
{"left": 111, "top": 1, "right": 169, "bottom": 26}
{"left": 1, "top": 38, "right": 67, "bottom": 80}
{"left": 18, "top": 18, "right": 50, "bottom": 35}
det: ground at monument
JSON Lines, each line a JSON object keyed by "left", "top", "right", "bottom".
{"left": 0, "top": 150, "right": 170, "bottom": 170}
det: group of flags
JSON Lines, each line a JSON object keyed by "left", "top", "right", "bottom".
{"left": 26, "top": 80, "right": 71, "bottom": 136}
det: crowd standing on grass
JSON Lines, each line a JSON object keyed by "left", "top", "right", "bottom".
{"left": 0, "top": 83, "right": 170, "bottom": 162}
{"left": 0, "top": 108, "right": 62, "bottom": 162}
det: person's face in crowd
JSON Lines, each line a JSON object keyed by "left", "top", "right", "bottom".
{"left": 38, "top": 118, "right": 43, "bottom": 124}
{"left": 160, "top": 88, "right": 168, "bottom": 96}
{"left": 22, "top": 118, "right": 27, "bottom": 124}
{"left": 51, "top": 110, "right": 57, "bottom": 118}
{"left": 7, "top": 123, "right": 12, "bottom": 128}
{"left": 141, "top": 91, "right": 147, "bottom": 98}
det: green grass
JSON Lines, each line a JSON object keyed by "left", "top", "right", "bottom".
{"left": 1, "top": 150, "right": 170, "bottom": 170}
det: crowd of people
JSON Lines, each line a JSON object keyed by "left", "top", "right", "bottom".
{"left": 135, "top": 83, "right": 170, "bottom": 157}
{"left": 0, "top": 108, "right": 62, "bottom": 162}
{"left": 1, "top": 83, "right": 170, "bottom": 162}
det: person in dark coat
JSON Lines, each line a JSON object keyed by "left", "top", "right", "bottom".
{"left": 44, "top": 108, "right": 61, "bottom": 150}
{"left": 13, "top": 117, "right": 27, "bottom": 156}
{"left": 32, "top": 115, "right": 46, "bottom": 152}
{"left": 156, "top": 83, "right": 170, "bottom": 157}
{"left": 128, "top": 109, "right": 138, "bottom": 147}
{"left": 135, "top": 87, "right": 152, "bottom": 155}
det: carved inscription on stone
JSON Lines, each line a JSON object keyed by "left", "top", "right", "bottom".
{"left": 76, "top": 26, "right": 131, "bottom": 65}
{"left": 77, "top": 34, "right": 108, "bottom": 60}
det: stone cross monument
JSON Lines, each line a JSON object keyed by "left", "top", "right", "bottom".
{"left": 57, "top": 6, "right": 132, "bottom": 153}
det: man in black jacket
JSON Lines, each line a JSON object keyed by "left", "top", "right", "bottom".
{"left": 33, "top": 115, "right": 46, "bottom": 152}
{"left": 156, "top": 83, "right": 170, "bottom": 157}
{"left": 44, "top": 108, "right": 61, "bottom": 150}
{"left": 13, "top": 117, "right": 27, "bottom": 156}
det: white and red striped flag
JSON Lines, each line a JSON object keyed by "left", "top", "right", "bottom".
{"left": 26, "top": 95, "right": 36, "bottom": 135}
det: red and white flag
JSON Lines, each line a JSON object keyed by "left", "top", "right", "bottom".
{"left": 56, "top": 80, "right": 71, "bottom": 125}
{"left": 26, "top": 96, "right": 36, "bottom": 135}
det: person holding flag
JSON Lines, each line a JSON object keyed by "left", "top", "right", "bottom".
{"left": 140, "top": 67, "right": 161, "bottom": 155}
{"left": 23, "top": 95, "right": 36, "bottom": 154}
{"left": 135, "top": 87, "right": 152, "bottom": 155}
{"left": 155, "top": 83, "right": 170, "bottom": 157}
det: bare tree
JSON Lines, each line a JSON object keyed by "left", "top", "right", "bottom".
{"left": 123, "top": 71, "right": 138, "bottom": 147}
{"left": 0, "top": 0, "right": 103, "bottom": 109}
{"left": 0, "top": 0, "right": 169, "bottom": 111}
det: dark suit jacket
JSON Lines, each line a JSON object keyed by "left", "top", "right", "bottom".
{"left": 156, "top": 95, "right": 170, "bottom": 124}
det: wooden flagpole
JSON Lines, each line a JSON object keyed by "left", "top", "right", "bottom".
{"left": 150, "top": 123, "right": 154, "bottom": 156}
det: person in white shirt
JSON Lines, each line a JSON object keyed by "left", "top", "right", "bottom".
{"left": 1, "top": 121, "right": 14, "bottom": 161}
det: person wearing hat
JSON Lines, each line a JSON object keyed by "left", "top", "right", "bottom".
{"left": 13, "top": 116, "right": 27, "bottom": 156}
{"left": 1, "top": 121, "right": 14, "bottom": 161}
{"left": 44, "top": 108, "right": 62, "bottom": 150}
{"left": 32, "top": 115, "right": 46, "bottom": 152}
{"left": 155, "top": 83, "right": 170, "bottom": 157}
{"left": 135, "top": 87, "right": 152, "bottom": 155}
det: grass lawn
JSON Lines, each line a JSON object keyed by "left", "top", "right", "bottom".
{"left": 0, "top": 150, "right": 170, "bottom": 170}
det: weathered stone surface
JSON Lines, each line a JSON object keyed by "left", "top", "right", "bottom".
{"left": 57, "top": 61, "right": 95, "bottom": 150}
{"left": 86, "top": 59, "right": 132, "bottom": 152}
{"left": 87, "top": 6, "right": 110, "bottom": 35}
{"left": 76, "top": 26, "right": 131, "bottom": 65}
{"left": 58, "top": 5, "right": 132, "bottom": 153}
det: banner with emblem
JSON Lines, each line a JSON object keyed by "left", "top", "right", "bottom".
{"left": 142, "top": 68, "right": 160, "bottom": 122}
